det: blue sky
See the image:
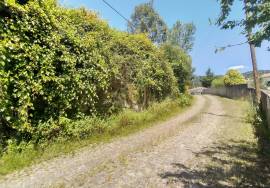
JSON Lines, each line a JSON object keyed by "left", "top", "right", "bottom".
{"left": 60, "top": 0, "right": 269, "bottom": 76}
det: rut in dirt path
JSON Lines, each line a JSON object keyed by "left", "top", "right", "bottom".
{"left": 0, "top": 95, "right": 208, "bottom": 188}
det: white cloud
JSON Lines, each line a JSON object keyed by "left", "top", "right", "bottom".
{"left": 228, "top": 65, "right": 245, "bottom": 70}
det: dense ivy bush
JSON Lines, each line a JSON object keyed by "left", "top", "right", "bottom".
{"left": 1, "top": 1, "right": 113, "bottom": 136}
{"left": 0, "top": 0, "right": 191, "bottom": 147}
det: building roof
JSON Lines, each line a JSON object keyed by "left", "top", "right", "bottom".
{"left": 261, "top": 73, "right": 270, "bottom": 78}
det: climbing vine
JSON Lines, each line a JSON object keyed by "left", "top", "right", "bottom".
{"left": 0, "top": 0, "right": 190, "bottom": 144}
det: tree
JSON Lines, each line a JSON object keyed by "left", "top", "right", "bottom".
{"left": 223, "top": 69, "right": 246, "bottom": 86}
{"left": 211, "top": 76, "right": 225, "bottom": 88}
{"left": 160, "top": 43, "right": 192, "bottom": 93}
{"left": 217, "top": 0, "right": 270, "bottom": 47}
{"left": 201, "top": 68, "right": 214, "bottom": 88}
{"left": 128, "top": 0, "right": 167, "bottom": 44}
{"left": 167, "top": 20, "right": 196, "bottom": 52}
{"left": 251, "top": 0, "right": 270, "bottom": 48}
{"left": 216, "top": 0, "right": 267, "bottom": 102}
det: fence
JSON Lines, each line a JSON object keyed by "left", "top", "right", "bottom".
{"left": 261, "top": 91, "right": 270, "bottom": 129}
{"left": 200, "top": 84, "right": 270, "bottom": 129}
{"left": 203, "top": 84, "right": 254, "bottom": 99}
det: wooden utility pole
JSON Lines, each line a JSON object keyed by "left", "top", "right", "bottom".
{"left": 249, "top": 43, "right": 261, "bottom": 102}
{"left": 244, "top": 0, "right": 261, "bottom": 103}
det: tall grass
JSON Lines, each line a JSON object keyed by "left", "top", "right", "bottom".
{"left": 0, "top": 95, "right": 193, "bottom": 176}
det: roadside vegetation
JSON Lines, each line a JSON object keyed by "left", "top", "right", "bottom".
{"left": 223, "top": 69, "right": 246, "bottom": 86}
{"left": 197, "top": 68, "right": 246, "bottom": 89}
{"left": 211, "top": 76, "right": 225, "bottom": 88}
{"left": 247, "top": 105, "right": 270, "bottom": 155}
{"left": 200, "top": 68, "right": 215, "bottom": 88}
{"left": 0, "top": 0, "right": 195, "bottom": 175}
{"left": 210, "top": 69, "right": 246, "bottom": 88}
{"left": 0, "top": 95, "right": 193, "bottom": 176}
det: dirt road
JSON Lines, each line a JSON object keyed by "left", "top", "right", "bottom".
{"left": 1, "top": 95, "right": 269, "bottom": 187}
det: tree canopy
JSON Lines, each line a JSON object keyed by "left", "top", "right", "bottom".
{"left": 201, "top": 68, "right": 215, "bottom": 88}
{"left": 167, "top": 20, "right": 196, "bottom": 52}
{"left": 160, "top": 43, "right": 192, "bottom": 93}
{"left": 217, "top": 0, "right": 270, "bottom": 47}
{"left": 128, "top": 1, "right": 168, "bottom": 44}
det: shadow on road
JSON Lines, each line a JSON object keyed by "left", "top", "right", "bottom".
{"left": 160, "top": 140, "right": 270, "bottom": 187}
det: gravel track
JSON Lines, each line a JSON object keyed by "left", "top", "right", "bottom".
{"left": 72, "top": 95, "right": 225, "bottom": 188}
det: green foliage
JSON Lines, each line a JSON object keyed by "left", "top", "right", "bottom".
{"left": 0, "top": 1, "right": 113, "bottom": 133}
{"left": 160, "top": 43, "right": 192, "bottom": 93}
{"left": 177, "top": 93, "right": 193, "bottom": 107}
{"left": 217, "top": 0, "right": 270, "bottom": 47}
{"left": 223, "top": 69, "right": 246, "bottom": 86}
{"left": 109, "top": 32, "right": 178, "bottom": 110}
{"left": 252, "top": 0, "right": 270, "bottom": 47}
{"left": 201, "top": 68, "right": 215, "bottom": 88}
{"left": 128, "top": 0, "right": 168, "bottom": 44}
{"left": 0, "top": 0, "right": 192, "bottom": 154}
{"left": 246, "top": 105, "right": 270, "bottom": 154}
{"left": 211, "top": 76, "right": 225, "bottom": 88}
{"left": 167, "top": 20, "right": 196, "bottom": 52}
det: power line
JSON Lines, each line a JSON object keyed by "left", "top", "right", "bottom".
{"left": 215, "top": 41, "right": 249, "bottom": 53}
{"left": 101, "top": 0, "right": 135, "bottom": 29}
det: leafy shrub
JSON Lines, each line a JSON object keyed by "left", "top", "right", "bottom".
{"left": 8, "top": 95, "right": 192, "bottom": 150}
{"left": 0, "top": 0, "right": 181, "bottom": 145}
{"left": 178, "top": 94, "right": 193, "bottom": 107}
{"left": 211, "top": 76, "right": 225, "bottom": 88}
{"left": 246, "top": 105, "right": 270, "bottom": 154}
{"left": 224, "top": 69, "right": 246, "bottom": 86}
{"left": 0, "top": 0, "right": 195, "bottom": 175}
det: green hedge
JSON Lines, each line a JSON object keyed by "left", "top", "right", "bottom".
{"left": 0, "top": 0, "right": 187, "bottom": 146}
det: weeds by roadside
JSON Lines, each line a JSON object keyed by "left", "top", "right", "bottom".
{"left": 246, "top": 104, "right": 270, "bottom": 155}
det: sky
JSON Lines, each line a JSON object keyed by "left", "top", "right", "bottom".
{"left": 59, "top": 0, "right": 269, "bottom": 76}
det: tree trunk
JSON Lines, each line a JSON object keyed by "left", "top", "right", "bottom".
{"left": 143, "top": 87, "right": 148, "bottom": 109}
{"left": 249, "top": 43, "right": 261, "bottom": 103}
{"left": 244, "top": 0, "right": 261, "bottom": 103}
